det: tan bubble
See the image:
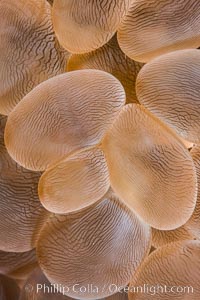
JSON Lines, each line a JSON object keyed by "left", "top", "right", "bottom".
{"left": 0, "top": 0, "right": 68, "bottom": 115}
{"left": 118, "top": 0, "right": 200, "bottom": 62}
{"left": 5, "top": 70, "right": 125, "bottom": 171}
{"left": 37, "top": 191, "right": 151, "bottom": 299}
{"left": 136, "top": 49, "right": 200, "bottom": 143}
{"left": 39, "top": 146, "right": 110, "bottom": 214}
{"left": 102, "top": 104, "right": 197, "bottom": 230}
{"left": 129, "top": 240, "right": 200, "bottom": 299}
{"left": 52, "top": 0, "right": 132, "bottom": 53}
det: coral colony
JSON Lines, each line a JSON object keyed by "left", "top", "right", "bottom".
{"left": 0, "top": 0, "right": 200, "bottom": 300}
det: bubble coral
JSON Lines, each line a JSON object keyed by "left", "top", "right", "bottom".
{"left": 5, "top": 70, "right": 125, "bottom": 171}
{"left": 0, "top": 115, "right": 49, "bottom": 252}
{"left": 52, "top": 0, "right": 133, "bottom": 53}
{"left": 102, "top": 104, "right": 197, "bottom": 230}
{"left": 0, "top": 0, "right": 68, "bottom": 115}
{"left": 39, "top": 147, "right": 110, "bottom": 214}
{"left": 129, "top": 240, "right": 200, "bottom": 299}
{"left": 117, "top": 0, "right": 200, "bottom": 62}
{"left": 68, "top": 34, "right": 143, "bottom": 103}
{"left": 136, "top": 49, "right": 200, "bottom": 143}
{"left": 37, "top": 191, "right": 151, "bottom": 299}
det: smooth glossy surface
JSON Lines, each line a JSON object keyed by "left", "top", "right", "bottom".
{"left": 68, "top": 35, "right": 143, "bottom": 103}
{"left": 5, "top": 70, "right": 125, "bottom": 171}
{"left": 53, "top": 0, "right": 132, "bottom": 53}
{"left": 102, "top": 104, "right": 197, "bottom": 230}
{"left": 118, "top": 0, "right": 200, "bottom": 62}
{"left": 136, "top": 49, "right": 200, "bottom": 143}
{"left": 0, "top": 0, "right": 68, "bottom": 115}
{"left": 39, "top": 147, "right": 110, "bottom": 214}
{"left": 129, "top": 240, "right": 200, "bottom": 299}
{"left": 37, "top": 191, "right": 151, "bottom": 299}
{"left": 0, "top": 115, "right": 49, "bottom": 252}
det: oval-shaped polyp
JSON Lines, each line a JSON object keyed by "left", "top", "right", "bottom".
{"left": 117, "top": 0, "right": 200, "bottom": 62}
{"left": 5, "top": 70, "right": 125, "bottom": 171}
{"left": 136, "top": 49, "right": 200, "bottom": 143}
{"left": 129, "top": 240, "right": 200, "bottom": 299}
{"left": 0, "top": 0, "right": 68, "bottom": 115}
{"left": 37, "top": 191, "right": 151, "bottom": 299}
{"left": 102, "top": 104, "right": 197, "bottom": 230}
{"left": 52, "top": 0, "right": 132, "bottom": 53}
{"left": 39, "top": 147, "right": 110, "bottom": 214}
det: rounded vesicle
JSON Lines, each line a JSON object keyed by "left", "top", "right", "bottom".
{"left": 52, "top": 0, "right": 132, "bottom": 54}
{"left": 39, "top": 147, "right": 110, "bottom": 214}
{"left": 5, "top": 70, "right": 125, "bottom": 171}
{"left": 152, "top": 227, "right": 194, "bottom": 248}
{"left": 129, "top": 240, "right": 200, "bottom": 299}
{"left": 0, "top": 115, "right": 49, "bottom": 252}
{"left": 102, "top": 104, "right": 197, "bottom": 230}
{"left": 0, "top": 0, "right": 68, "bottom": 115}
{"left": 0, "top": 275, "right": 20, "bottom": 300}
{"left": 37, "top": 191, "right": 151, "bottom": 299}
{"left": 68, "top": 35, "right": 143, "bottom": 103}
{"left": 0, "top": 249, "right": 37, "bottom": 280}
{"left": 136, "top": 49, "right": 200, "bottom": 143}
{"left": 183, "top": 145, "right": 200, "bottom": 239}
{"left": 117, "top": 0, "right": 200, "bottom": 62}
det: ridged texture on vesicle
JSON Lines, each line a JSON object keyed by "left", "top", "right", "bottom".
{"left": 136, "top": 50, "right": 200, "bottom": 143}
{"left": 52, "top": 0, "right": 132, "bottom": 53}
{"left": 68, "top": 35, "right": 143, "bottom": 103}
{"left": 0, "top": 115, "right": 49, "bottom": 252}
{"left": 5, "top": 70, "right": 125, "bottom": 171}
{"left": 102, "top": 104, "right": 197, "bottom": 230}
{"left": 117, "top": 0, "right": 200, "bottom": 62}
{"left": 37, "top": 192, "right": 151, "bottom": 299}
{"left": 19, "top": 267, "right": 74, "bottom": 300}
{"left": 0, "top": 0, "right": 68, "bottom": 115}
{"left": 152, "top": 227, "right": 194, "bottom": 248}
{"left": 129, "top": 240, "right": 200, "bottom": 299}
{"left": 0, "top": 249, "right": 37, "bottom": 280}
{"left": 39, "top": 147, "right": 110, "bottom": 214}
{"left": 183, "top": 145, "right": 200, "bottom": 239}
{"left": 0, "top": 275, "right": 20, "bottom": 300}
